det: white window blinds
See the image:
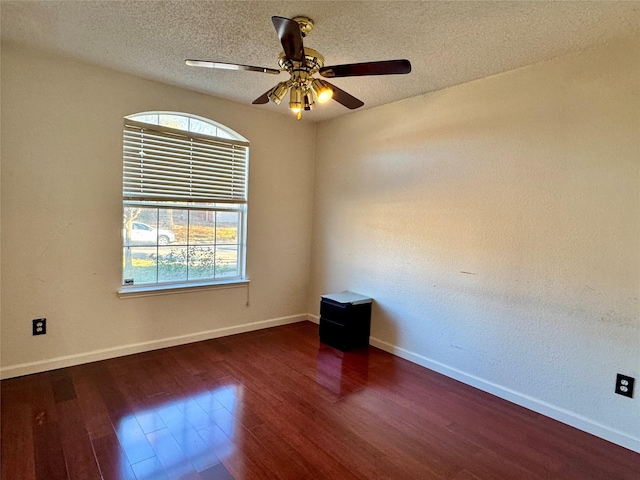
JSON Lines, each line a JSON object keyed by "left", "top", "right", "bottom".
{"left": 123, "top": 120, "right": 249, "bottom": 203}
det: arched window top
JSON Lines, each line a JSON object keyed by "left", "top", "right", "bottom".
{"left": 126, "top": 111, "right": 248, "bottom": 142}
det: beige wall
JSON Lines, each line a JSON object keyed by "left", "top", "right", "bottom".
{"left": 310, "top": 40, "right": 639, "bottom": 449}
{"left": 0, "top": 43, "right": 315, "bottom": 375}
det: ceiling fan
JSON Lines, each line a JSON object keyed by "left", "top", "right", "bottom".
{"left": 186, "top": 16, "right": 411, "bottom": 119}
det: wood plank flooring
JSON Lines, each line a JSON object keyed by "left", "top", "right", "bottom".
{"left": 1, "top": 321, "right": 638, "bottom": 479}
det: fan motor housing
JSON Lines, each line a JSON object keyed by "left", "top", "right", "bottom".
{"left": 278, "top": 48, "right": 325, "bottom": 74}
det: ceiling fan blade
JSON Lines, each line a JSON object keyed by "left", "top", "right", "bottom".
{"left": 272, "top": 16, "right": 304, "bottom": 63}
{"left": 324, "top": 82, "right": 364, "bottom": 110}
{"left": 185, "top": 60, "right": 280, "bottom": 75}
{"left": 252, "top": 89, "right": 272, "bottom": 104}
{"left": 320, "top": 59, "right": 411, "bottom": 78}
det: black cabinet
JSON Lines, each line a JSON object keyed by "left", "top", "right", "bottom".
{"left": 319, "top": 292, "right": 372, "bottom": 351}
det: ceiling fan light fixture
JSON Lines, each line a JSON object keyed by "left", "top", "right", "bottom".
{"left": 303, "top": 89, "right": 315, "bottom": 111}
{"left": 289, "top": 85, "right": 303, "bottom": 113}
{"left": 312, "top": 78, "right": 333, "bottom": 103}
{"left": 268, "top": 82, "right": 288, "bottom": 105}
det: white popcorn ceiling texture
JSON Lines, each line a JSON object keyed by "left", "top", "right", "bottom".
{"left": 2, "top": 1, "right": 639, "bottom": 122}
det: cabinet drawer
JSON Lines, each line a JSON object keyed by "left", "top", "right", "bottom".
{"left": 320, "top": 299, "right": 349, "bottom": 324}
{"left": 319, "top": 317, "right": 369, "bottom": 351}
{"left": 320, "top": 299, "right": 371, "bottom": 326}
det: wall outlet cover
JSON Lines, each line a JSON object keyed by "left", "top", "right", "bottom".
{"left": 32, "top": 318, "right": 46, "bottom": 336}
{"left": 615, "top": 374, "right": 634, "bottom": 398}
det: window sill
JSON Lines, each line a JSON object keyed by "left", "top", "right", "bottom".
{"left": 118, "top": 279, "right": 249, "bottom": 298}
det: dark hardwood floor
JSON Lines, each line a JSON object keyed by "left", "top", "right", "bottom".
{"left": 1, "top": 321, "right": 638, "bottom": 479}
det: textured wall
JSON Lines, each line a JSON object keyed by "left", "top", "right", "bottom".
{"left": 310, "top": 40, "right": 639, "bottom": 448}
{"left": 1, "top": 43, "right": 315, "bottom": 374}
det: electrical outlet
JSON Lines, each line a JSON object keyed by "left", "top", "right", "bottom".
{"left": 615, "top": 374, "right": 634, "bottom": 398}
{"left": 32, "top": 318, "right": 46, "bottom": 336}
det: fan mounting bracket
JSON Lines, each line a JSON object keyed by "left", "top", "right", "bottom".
{"left": 292, "top": 16, "right": 314, "bottom": 37}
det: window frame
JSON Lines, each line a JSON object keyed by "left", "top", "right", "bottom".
{"left": 119, "top": 112, "right": 249, "bottom": 296}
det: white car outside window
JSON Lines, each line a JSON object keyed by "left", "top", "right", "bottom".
{"left": 125, "top": 222, "right": 175, "bottom": 245}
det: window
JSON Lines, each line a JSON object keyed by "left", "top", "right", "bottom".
{"left": 121, "top": 112, "right": 248, "bottom": 292}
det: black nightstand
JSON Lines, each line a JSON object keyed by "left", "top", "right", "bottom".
{"left": 319, "top": 292, "right": 372, "bottom": 351}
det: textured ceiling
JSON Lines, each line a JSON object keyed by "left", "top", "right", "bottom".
{"left": 2, "top": 1, "right": 639, "bottom": 122}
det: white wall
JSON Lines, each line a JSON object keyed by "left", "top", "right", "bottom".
{"left": 310, "top": 40, "right": 640, "bottom": 450}
{"left": 0, "top": 43, "right": 315, "bottom": 376}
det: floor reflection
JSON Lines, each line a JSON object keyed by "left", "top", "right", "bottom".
{"left": 315, "top": 344, "right": 370, "bottom": 396}
{"left": 116, "top": 384, "right": 239, "bottom": 479}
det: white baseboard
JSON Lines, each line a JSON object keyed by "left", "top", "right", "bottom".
{"left": 0, "top": 314, "right": 308, "bottom": 380}
{"left": 368, "top": 336, "right": 640, "bottom": 453}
